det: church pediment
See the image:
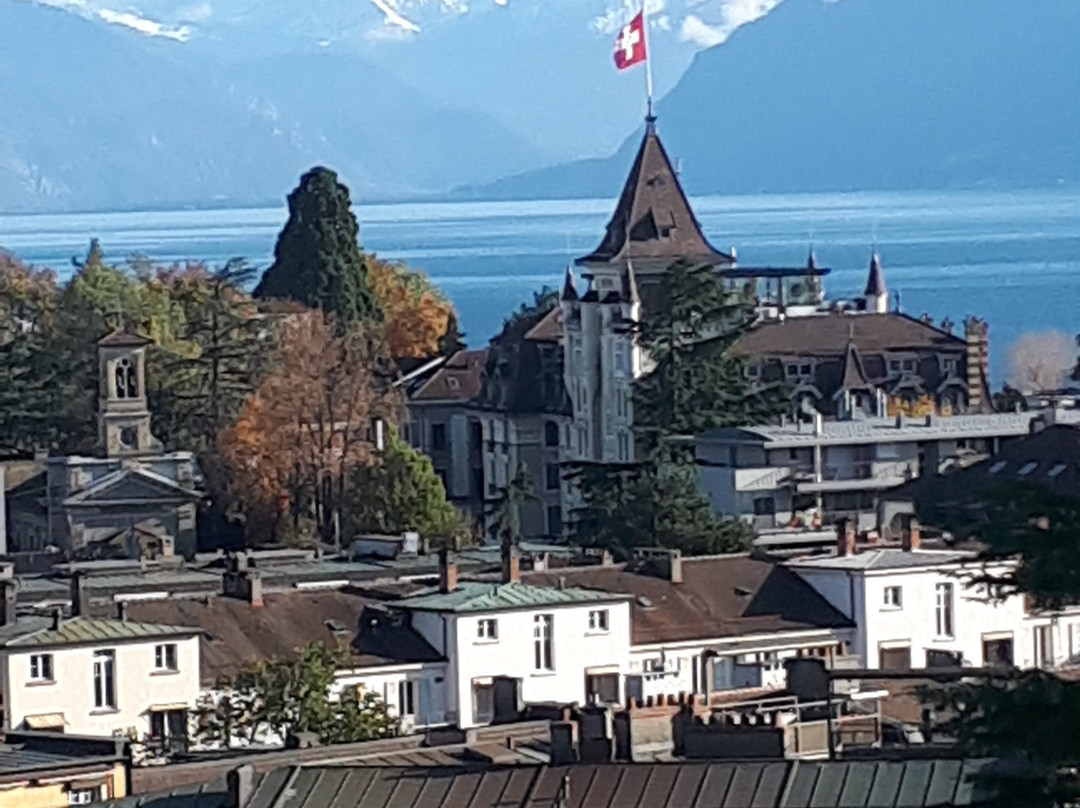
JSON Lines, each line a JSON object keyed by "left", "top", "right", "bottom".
{"left": 63, "top": 468, "right": 199, "bottom": 506}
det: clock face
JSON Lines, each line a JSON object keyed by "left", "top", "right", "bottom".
{"left": 119, "top": 426, "right": 138, "bottom": 449}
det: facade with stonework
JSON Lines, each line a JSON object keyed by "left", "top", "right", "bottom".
{"left": 5, "top": 332, "right": 204, "bottom": 559}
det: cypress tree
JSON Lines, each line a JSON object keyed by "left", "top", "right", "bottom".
{"left": 255, "top": 167, "right": 380, "bottom": 325}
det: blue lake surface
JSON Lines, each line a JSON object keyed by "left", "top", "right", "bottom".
{"left": 2, "top": 188, "right": 1079, "bottom": 384}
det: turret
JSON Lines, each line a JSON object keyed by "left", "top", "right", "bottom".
{"left": 863, "top": 253, "right": 888, "bottom": 314}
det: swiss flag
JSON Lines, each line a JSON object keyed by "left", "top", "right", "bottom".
{"left": 614, "top": 12, "right": 647, "bottom": 70}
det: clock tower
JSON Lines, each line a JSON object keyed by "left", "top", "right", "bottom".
{"left": 97, "top": 330, "right": 163, "bottom": 457}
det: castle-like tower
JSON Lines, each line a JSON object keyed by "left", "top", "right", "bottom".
{"left": 562, "top": 117, "right": 733, "bottom": 464}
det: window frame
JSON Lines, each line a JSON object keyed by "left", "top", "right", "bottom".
{"left": 29, "top": 653, "right": 54, "bottom": 683}
{"left": 476, "top": 618, "right": 499, "bottom": 642}
{"left": 398, "top": 680, "right": 416, "bottom": 716}
{"left": 587, "top": 609, "right": 610, "bottom": 633}
{"left": 533, "top": 614, "right": 554, "bottom": 672}
{"left": 92, "top": 649, "right": 116, "bottom": 710}
{"left": 935, "top": 582, "right": 955, "bottom": 639}
{"left": 882, "top": 586, "right": 903, "bottom": 609}
{"left": 153, "top": 642, "right": 179, "bottom": 673}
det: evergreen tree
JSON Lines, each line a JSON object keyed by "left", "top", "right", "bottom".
{"left": 486, "top": 465, "right": 536, "bottom": 547}
{"left": 255, "top": 167, "right": 380, "bottom": 326}
{"left": 570, "top": 261, "right": 785, "bottom": 556}
{"left": 344, "top": 431, "right": 471, "bottom": 545}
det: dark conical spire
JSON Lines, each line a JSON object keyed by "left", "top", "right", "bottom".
{"left": 561, "top": 265, "right": 578, "bottom": 301}
{"left": 864, "top": 252, "right": 887, "bottom": 297}
{"left": 576, "top": 118, "right": 732, "bottom": 268}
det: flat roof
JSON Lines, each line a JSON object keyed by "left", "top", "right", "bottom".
{"left": 787, "top": 548, "right": 976, "bottom": 573}
{"left": 700, "top": 411, "right": 1080, "bottom": 448}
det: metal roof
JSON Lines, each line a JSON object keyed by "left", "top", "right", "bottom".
{"left": 394, "top": 581, "right": 627, "bottom": 613}
{"left": 787, "top": 549, "right": 976, "bottom": 573}
{"left": 107, "top": 760, "right": 997, "bottom": 808}
{"left": 699, "top": 412, "right": 1077, "bottom": 449}
{"left": 3, "top": 615, "right": 200, "bottom": 649}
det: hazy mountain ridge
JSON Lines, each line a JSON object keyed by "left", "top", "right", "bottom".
{"left": 466, "top": 0, "right": 1080, "bottom": 200}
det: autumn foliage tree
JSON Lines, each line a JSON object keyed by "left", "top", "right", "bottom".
{"left": 220, "top": 313, "right": 400, "bottom": 543}
{"left": 367, "top": 256, "right": 456, "bottom": 359}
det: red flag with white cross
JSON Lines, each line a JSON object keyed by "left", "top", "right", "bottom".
{"left": 614, "top": 12, "right": 647, "bottom": 70}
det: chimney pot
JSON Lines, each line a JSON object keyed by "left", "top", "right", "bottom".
{"left": 0, "top": 579, "right": 15, "bottom": 627}
{"left": 70, "top": 571, "right": 88, "bottom": 617}
{"left": 501, "top": 541, "right": 521, "bottom": 584}
{"left": 116, "top": 600, "right": 128, "bottom": 622}
{"left": 901, "top": 515, "right": 921, "bottom": 551}
{"left": 836, "top": 519, "right": 857, "bottom": 556}
{"left": 439, "top": 546, "right": 458, "bottom": 594}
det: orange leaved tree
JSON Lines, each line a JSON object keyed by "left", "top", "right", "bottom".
{"left": 220, "top": 312, "right": 400, "bottom": 544}
{"left": 367, "top": 255, "right": 455, "bottom": 359}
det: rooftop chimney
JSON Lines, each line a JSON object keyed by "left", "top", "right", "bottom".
{"left": 0, "top": 579, "right": 15, "bottom": 627}
{"left": 116, "top": 600, "right": 128, "bottom": 623}
{"left": 964, "top": 318, "right": 990, "bottom": 411}
{"left": 70, "top": 571, "right": 88, "bottom": 617}
{"left": 836, "top": 519, "right": 857, "bottom": 556}
{"left": 439, "top": 546, "right": 458, "bottom": 594}
{"left": 222, "top": 565, "right": 263, "bottom": 609}
{"left": 226, "top": 764, "right": 255, "bottom": 808}
{"left": 901, "top": 515, "right": 921, "bottom": 552}
{"left": 501, "top": 542, "right": 521, "bottom": 584}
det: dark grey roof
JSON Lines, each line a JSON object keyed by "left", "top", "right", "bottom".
{"left": 577, "top": 120, "right": 732, "bottom": 269}
{"left": 864, "top": 254, "right": 887, "bottom": 297}
{"left": 109, "top": 760, "right": 997, "bottom": 808}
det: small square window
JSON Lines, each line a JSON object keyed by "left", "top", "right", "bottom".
{"left": 68, "top": 787, "right": 100, "bottom": 805}
{"left": 29, "top": 653, "right": 53, "bottom": 682}
{"left": 889, "top": 359, "right": 901, "bottom": 372}
{"left": 154, "top": 643, "right": 178, "bottom": 672}
{"left": 902, "top": 359, "right": 916, "bottom": 372}
{"left": 883, "top": 586, "right": 902, "bottom": 609}
{"left": 588, "top": 609, "right": 609, "bottom": 632}
{"left": 786, "top": 364, "right": 799, "bottom": 378}
{"left": 800, "top": 363, "right": 812, "bottom": 377}
{"left": 477, "top": 619, "right": 498, "bottom": 641}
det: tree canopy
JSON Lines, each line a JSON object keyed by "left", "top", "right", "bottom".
{"left": 255, "top": 167, "right": 380, "bottom": 326}
{"left": 344, "top": 431, "right": 472, "bottom": 546}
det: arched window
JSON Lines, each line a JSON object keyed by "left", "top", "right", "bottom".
{"left": 115, "top": 358, "right": 138, "bottom": 399}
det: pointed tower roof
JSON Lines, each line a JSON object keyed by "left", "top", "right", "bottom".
{"left": 807, "top": 247, "right": 818, "bottom": 272}
{"left": 561, "top": 266, "right": 578, "bottom": 301}
{"left": 840, "top": 334, "right": 872, "bottom": 390}
{"left": 864, "top": 253, "right": 887, "bottom": 297}
{"left": 576, "top": 119, "right": 733, "bottom": 270}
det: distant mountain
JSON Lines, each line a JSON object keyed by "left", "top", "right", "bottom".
{"left": 469, "top": 0, "right": 1080, "bottom": 200}
{"left": 0, "top": 0, "right": 547, "bottom": 212}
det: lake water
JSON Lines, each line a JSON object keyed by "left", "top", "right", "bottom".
{"left": 2, "top": 188, "right": 1079, "bottom": 384}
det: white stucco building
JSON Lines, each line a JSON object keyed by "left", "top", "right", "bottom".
{"left": 788, "top": 531, "right": 1080, "bottom": 671}
{"left": 0, "top": 576, "right": 201, "bottom": 743}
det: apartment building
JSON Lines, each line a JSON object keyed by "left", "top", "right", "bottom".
{"left": 696, "top": 410, "right": 1079, "bottom": 533}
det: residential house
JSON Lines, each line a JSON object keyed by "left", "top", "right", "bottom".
{"left": 529, "top": 550, "right": 854, "bottom": 704}
{"left": 0, "top": 571, "right": 202, "bottom": 745}
{"left": 788, "top": 520, "right": 1080, "bottom": 671}
{"left": 695, "top": 410, "right": 1078, "bottom": 533}
{"left": 5, "top": 331, "right": 204, "bottom": 559}
{"left": 0, "top": 730, "right": 129, "bottom": 808}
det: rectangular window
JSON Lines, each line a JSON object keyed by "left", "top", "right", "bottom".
{"left": 889, "top": 359, "right": 901, "bottom": 372}
{"left": 800, "top": 363, "right": 812, "bottom": 377}
{"left": 752, "top": 497, "right": 776, "bottom": 516}
{"left": 473, "top": 681, "right": 494, "bottom": 724}
{"left": 398, "top": 680, "right": 415, "bottom": 716}
{"left": 545, "top": 462, "right": 560, "bottom": 491}
{"left": 588, "top": 610, "right": 609, "bottom": 632}
{"left": 93, "top": 650, "right": 115, "bottom": 709}
{"left": 29, "top": 653, "right": 53, "bottom": 682}
{"left": 533, "top": 614, "right": 554, "bottom": 671}
{"left": 68, "top": 787, "right": 100, "bottom": 805}
{"left": 585, "top": 673, "right": 620, "bottom": 705}
{"left": 547, "top": 505, "right": 562, "bottom": 537}
{"left": 154, "top": 643, "right": 178, "bottom": 672}
{"left": 879, "top": 645, "right": 911, "bottom": 671}
{"left": 786, "top": 364, "right": 799, "bottom": 378}
{"left": 902, "top": 358, "right": 916, "bottom": 371}
{"left": 983, "top": 635, "right": 1014, "bottom": 667}
{"left": 149, "top": 709, "right": 188, "bottom": 743}
{"left": 477, "top": 618, "right": 498, "bottom": 641}
{"left": 883, "top": 586, "right": 903, "bottom": 609}
{"left": 430, "top": 423, "right": 447, "bottom": 451}
{"left": 935, "top": 583, "right": 954, "bottom": 638}
{"left": 1035, "top": 625, "right": 1054, "bottom": 669}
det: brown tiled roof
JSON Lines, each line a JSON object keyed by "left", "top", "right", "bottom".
{"left": 523, "top": 307, "right": 563, "bottom": 343}
{"left": 528, "top": 555, "right": 852, "bottom": 645}
{"left": 410, "top": 348, "right": 488, "bottom": 403}
{"left": 734, "top": 313, "right": 964, "bottom": 358}
{"left": 120, "top": 590, "right": 441, "bottom": 685}
{"left": 577, "top": 121, "right": 732, "bottom": 269}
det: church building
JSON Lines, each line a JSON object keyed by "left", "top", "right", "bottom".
{"left": 5, "top": 331, "right": 204, "bottom": 559}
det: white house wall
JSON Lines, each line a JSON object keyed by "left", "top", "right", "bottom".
{"left": 451, "top": 602, "right": 631, "bottom": 729}
{"left": 2, "top": 636, "right": 200, "bottom": 738}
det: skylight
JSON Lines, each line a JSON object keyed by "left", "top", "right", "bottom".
{"left": 988, "top": 461, "right": 1007, "bottom": 474}
{"left": 1018, "top": 462, "right": 1038, "bottom": 477}
{"left": 1048, "top": 463, "right": 1067, "bottom": 478}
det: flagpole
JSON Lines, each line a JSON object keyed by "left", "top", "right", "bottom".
{"left": 641, "top": 0, "right": 654, "bottom": 118}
